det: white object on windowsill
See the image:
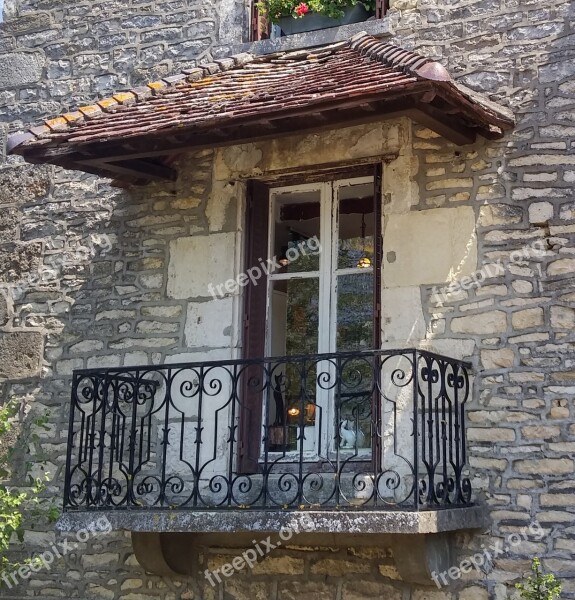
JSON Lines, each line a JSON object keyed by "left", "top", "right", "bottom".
{"left": 340, "top": 419, "right": 365, "bottom": 449}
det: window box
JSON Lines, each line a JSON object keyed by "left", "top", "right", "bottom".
{"left": 251, "top": 0, "right": 387, "bottom": 41}
{"left": 276, "top": 4, "right": 370, "bottom": 36}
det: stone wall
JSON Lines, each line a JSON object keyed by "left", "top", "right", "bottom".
{"left": 0, "top": 0, "right": 574, "bottom": 599}
{"left": 394, "top": 1, "right": 575, "bottom": 597}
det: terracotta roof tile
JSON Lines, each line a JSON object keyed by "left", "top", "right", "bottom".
{"left": 44, "top": 117, "right": 69, "bottom": 132}
{"left": 78, "top": 105, "right": 103, "bottom": 119}
{"left": 113, "top": 92, "right": 137, "bottom": 105}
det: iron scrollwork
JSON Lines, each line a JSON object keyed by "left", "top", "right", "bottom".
{"left": 64, "top": 349, "right": 472, "bottom": 512}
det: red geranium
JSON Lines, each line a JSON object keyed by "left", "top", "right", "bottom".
{"left": 295, "top": 2, "right": 309, "bottom": 16}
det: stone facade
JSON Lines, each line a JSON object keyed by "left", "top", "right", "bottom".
{"left": 0, "top": 0, "right": 574, "bottom": 599}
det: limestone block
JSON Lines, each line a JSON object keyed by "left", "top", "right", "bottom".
{"left": 0, "top": 207, "right": 18, "bottom": 242}
{"left": 537, "top": 511, "right": 575, "bottom": 523}
{"left": 391, "top": 0, "right": 418, "bottom": 9}
{"left": 511, "top": 308, "right": 544, "bottom": 330}
{"left": 278, "top": 581, "right": 337, "bottom": 600}
{"left": 0, "top": 52, "right": 44, "bottom": 90}
{"left": 23, "top": 530, "right": 55, "bottom": 546}
{"left": 167, "top": 233, "right": 236, "bottom": 299}
{"left": 135, "top": 320, "right": 179, "bottom": 334}
{"left": 528, "top": 201, "right": 554, "bottom": 224}
{"left": 427, "top": 177, "right": 473, "bottom": 190}
{"left": 141, "top": 306, "right": 182, "bottom": 318}
{"left": 548, "top": 258, "right": 575, "bottom": 276}
{"left": 481, "top": 348, "right": 514, "bottom": 369}
{"left": 95, "top": 309, "right": 137, "bottom": 321}
{"left": 81, "top": 552, "right": 120, "bottom": 568}
{"left": 69, "top": 339, "right": 104, "bottom": 354}
{"left": 479, "top": 203, "right": 523, "bottom": 226}
{"left": 123, "top": 351, "right": 150, "bottom": 367}
{"left": 467, "top": 427, "right": 516, "bottom": 442}
{"left": 469, "top": 457, "right": 507, "bottom": 470}
{"left": 310, "top": 558, "right": 371, "bottom": 575}
{"left": 208, "top": 178, "right": 241, "bottom": 232}
{"left": 165, "top": 348, "right": 234, "bottom": 364}
{"left": 85, "top": 584, "right": 114, "bottom": 600}
{"left": 560, "top": 201, "right": 575, "bottom": 220}
{"left": 185, "top": 298, "right": 234, "bottom": 348}
{"left": 383, "top": 206, "right": 477, "bottom": 287}
{"left": 0, "top": 293, "right": 8, "bottom": 326}
{"left": 87, "top": 355, "right": 121, "bottom": 368}
{"left": 476, "top": 284, "right": 508, "bottom": 297}
{"left": 522, "top": 426, "right": 560, "bottom": 439}
{"left": 418, "top": 338, "right": 475, "bottom": 360}
{"left": 383, "top": 144, "right": 419, "bottom": 214}
{"left": 514, "top": 459, "right": 573, "bottom": 475}
{"left": 0, "top": 242, "right": 42, "bottom": 283}
{"left": 540, "top": 494, "right": 575, "bottom": 507}
{"left": 551, "top": 306, "right": 575, "bottom": 329}
{"left": 0, "top": 331, "right": 43, "bottom": 380}
{"left": 250, "top": 556, "right": 304, "bottom": 575}
{"left": 512, "top": 280, "right": 533, "bottom": 294}
{"left": 341, "top": 581, "right": 402, "bottom": 599}
{"left": 493, "top": 584, "right": 509, "bottom": 600}
{"left": 460, "top": 587, "right": 489, "bottom": 600}
{"left": 223, "top": 581, "right": 272, "bottom": 600}
{"left": 411, "top": 591, "right": 453, "bottom": 600}
{"left": 381, "top": 287, "right": 426, "bottom": 344}
{"left": 56, "top": 358, "right": 84, "bottom": 375}
{"left": 451, "top": 311, "right": 507, "bottom": 334}
{"left": 120, "top": 579, "right": 143, "bottom": 591}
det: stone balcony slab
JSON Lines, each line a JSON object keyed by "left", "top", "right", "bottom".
{"left": 57, "top": 505, "right": 487, "bottom": 535}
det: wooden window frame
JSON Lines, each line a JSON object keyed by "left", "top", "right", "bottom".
{"left": 238, "top": 164, "right": 383, "bottom": 473}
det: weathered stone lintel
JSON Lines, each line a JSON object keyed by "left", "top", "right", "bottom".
{"left": 212, "top": 18, "right": 392, "bottom": 58}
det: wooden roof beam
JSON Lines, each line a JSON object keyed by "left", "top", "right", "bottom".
{"left": 77, "top": 158, "right": 177, "bottom": 182}
{"left": 407, "top": 104, "right": 477, "bottom": 146}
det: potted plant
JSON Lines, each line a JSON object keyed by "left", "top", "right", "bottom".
{"left": 516, "top": 558, "right": 561, "bottom": 600}
{"left": 257, "top": 0, "right": 375, "bottom": 36}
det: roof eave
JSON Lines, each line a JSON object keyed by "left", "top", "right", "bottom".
{"left": 9, "top": 96, "right": 512, "bottom": 185}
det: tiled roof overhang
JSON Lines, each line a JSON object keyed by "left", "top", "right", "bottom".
{"left": 7, "top": 32, "right": 515, "bottom": 185}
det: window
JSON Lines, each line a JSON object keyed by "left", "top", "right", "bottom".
{"left": 239, "top": 168, "right": 382, "bottom": 471}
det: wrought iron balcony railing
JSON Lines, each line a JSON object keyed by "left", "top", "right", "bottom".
{"left": 64, "top": 349, "right": 472, "bottom": 512}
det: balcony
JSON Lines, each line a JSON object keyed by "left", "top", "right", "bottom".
{"left": 63, "top": 348, "right": 475, "bottom": 512}
{"left": 59, "top": 348, "right": 486, "bottom": 582}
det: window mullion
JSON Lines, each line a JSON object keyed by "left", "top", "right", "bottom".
{"left": 318, "top": 181, "right": 334, "bottom": 355}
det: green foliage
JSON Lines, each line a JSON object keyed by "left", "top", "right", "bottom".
{"left": 516, "top": 558, "right": 561, "bottom": 600}
{"left": 0, "top": 400, "right": 59, "bottom": 579}
{"left": 257, "top": 0, "right": 375, "bottom": 23}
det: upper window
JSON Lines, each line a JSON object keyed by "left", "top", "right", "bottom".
{"left": 251, "top": 0, "right": 388, "bottom": 41}
{"left": 268, "top": 178, "right": 376, "bottom": 359}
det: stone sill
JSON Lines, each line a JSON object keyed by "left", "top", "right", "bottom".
{"left": 57, "top": 505, "right": 487, "bottom": 535}
{"left": 212, "top": 18, "right": 393, "bottom": 59}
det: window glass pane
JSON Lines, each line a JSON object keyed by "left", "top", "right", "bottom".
{"left": 337, "top": 181, "right": 374, "bottom": 270}
{"left": 336, "top": 272, "right": 373, "bottom": 352}
{"left": 270, "top": 278, "right": 319, "bottom": 357}
{"left": 268, "top": 277, "right": 319, "bottom": 454}
{"left": 272, "top": 190, "right": 321, "bottom": 274}
{"left": 266, "top": 360, "right": 317, "bottom": 454}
